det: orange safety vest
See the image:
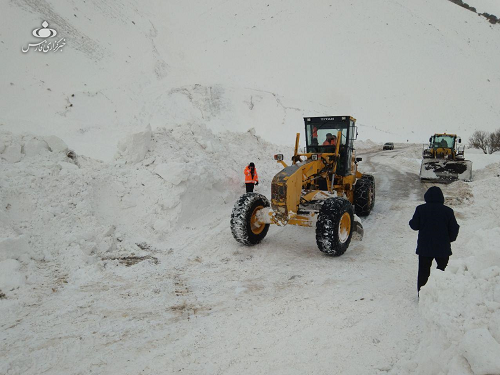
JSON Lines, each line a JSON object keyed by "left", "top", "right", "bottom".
{"left": 323, "top": 139, "right": 337, "bottom": 146}
{"left": 312, "top": 126, "right": 318, "bottom": 138}
{"left": 244, "top": 166, "right": 258, "bottom": 183}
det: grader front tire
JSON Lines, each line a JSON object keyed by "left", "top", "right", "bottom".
{"left": 315, "top": 198, "right": 354, "bottom": 256}
{"left": 230, "top": 193, "right": 270, "bottom": 245}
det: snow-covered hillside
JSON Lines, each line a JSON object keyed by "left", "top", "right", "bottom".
{"left": 1, "top": 0, "right": 500, "bottom": 159}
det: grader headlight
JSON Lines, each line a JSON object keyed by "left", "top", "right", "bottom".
{"left": 274, "top": 154, "right": 284, "bottom": 161}
{"left": 311, "top": 154, "right": 319, "bottom": 161}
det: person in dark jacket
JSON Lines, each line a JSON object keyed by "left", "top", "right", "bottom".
{"left": 409, "top": 186, "right": 460, "bottom": 293}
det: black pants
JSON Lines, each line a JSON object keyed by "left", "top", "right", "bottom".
{"left": 418, "top": 255, "right": 449, "bottom": 291}
{"left": 245, "top": 183, "right": 254, "bottom": 193}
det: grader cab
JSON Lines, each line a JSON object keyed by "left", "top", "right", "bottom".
{"left": 230, "top": 116, "right": 375, "bottom": 256}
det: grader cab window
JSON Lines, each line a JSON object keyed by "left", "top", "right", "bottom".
{"left": 306, "top": 124, "right": 348, "bottom": 152}
{"left": 304, "top": 117, "right": 355, "bottom": 176}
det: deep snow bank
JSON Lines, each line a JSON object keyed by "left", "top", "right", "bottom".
{"left": 0, "top": 125, "right": 289, "bottom": 295}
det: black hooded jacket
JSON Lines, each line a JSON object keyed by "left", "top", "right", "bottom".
{"left": 409, "top": 186, "right": 460, "bottom": 257}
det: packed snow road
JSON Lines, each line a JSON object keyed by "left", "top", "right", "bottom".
{"left": 142, "top": 144, "right": 428, "bottom": 374}
{"left": 152, "top": 145, "right": 428, "bottom": 374}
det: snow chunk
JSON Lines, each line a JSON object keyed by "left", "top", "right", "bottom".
{"left": 23, "top": 138, "right": 49, "bottom": 157}
{"left": 0, "top": 259, "right": 25, "bottom": 290}
{"left": 489, "top": 311, "right": 500, "bottom": 344}
{"left": 448, "top": 355, "right": 475, "bottom": 375}
{"left": 1, "top": 144, "right": 22, "bottom": 163}
{"left": 494, "top": 283, "right": 500, "bottom": 304}
{"left": 44, "top": 135, "right": 69, "bottom": 153}
{"left": 115, "top": 125, "right": 152, "bottom": 164}
{"left": 154, "top": 162, "right": 190, "bottom": 185}
{"left": 58, "top": 161, "right": 79, "bottom": 171}
{"left": 153, "top": 219, "right": 171, "bottom": 232}
{"left": 460, "top": 328, "right": 500, "bottom": 375}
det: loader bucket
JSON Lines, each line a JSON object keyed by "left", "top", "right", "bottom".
{"left": 419, "top": 159, "right": 473, "bottom": 182}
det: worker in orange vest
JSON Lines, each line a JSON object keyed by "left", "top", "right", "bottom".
{"left": 323, "top": 133, "right": 337, "bottom": 146}
{"left": 244, "top": 162, "right": 259, "bottom": 192}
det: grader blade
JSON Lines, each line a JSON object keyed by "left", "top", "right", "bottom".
{"left": 419, "top": 159, "right": 472, "bottom": 182}
{"left": 352, "top": 215, "right": 364, "bottom": 241}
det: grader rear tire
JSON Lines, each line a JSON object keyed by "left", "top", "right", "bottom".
{"left": 315, "top": 197, "right": 354, "bottom": 256}
{"left": 354, "top": 175, "right": 375, "bottom": 216}
{"left": 231, "top": 193, "right": 270, "bottom": 245}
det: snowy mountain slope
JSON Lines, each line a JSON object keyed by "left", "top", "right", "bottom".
{"left": 448, "top": 0, "right": 500, "bottom": 20}
{"left": 1, "top": 0, "right": 500, "bottom": 160}
{"left": 466, "top": 0, "right": 500, "bottom": 14}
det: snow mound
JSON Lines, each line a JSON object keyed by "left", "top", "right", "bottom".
{"left": 354, "top": 139, "right": 380, "bottom": 151}
{"left": 0, "top": 125, "right": 288, "bottom": 291}
{"left": 466, "top": 149, "right": 500, "bottom": 171}
{"left": 461, "top": 328, "right": 500, "bottom": 375}
{"left": 0, "top": 132, "right": 69, "bottom": 164}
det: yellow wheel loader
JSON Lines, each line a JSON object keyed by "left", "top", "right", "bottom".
{"left": 419, "top": 133, "right": 472, "bottom": 182}
{"left": 230, "top": 116, "right": 375, "bottom": 256}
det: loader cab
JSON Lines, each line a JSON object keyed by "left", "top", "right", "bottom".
{"left": 430, "top": 134, "right": 456, "bottom": 150}
{"left": 304, "top": 116, "right": 357, "bottom": 176}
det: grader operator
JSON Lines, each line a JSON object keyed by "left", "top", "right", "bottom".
{"left": 230, "top": 116, "right": 375, "bottom": 256}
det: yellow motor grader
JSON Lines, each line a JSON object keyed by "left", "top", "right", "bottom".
{"left": 419, "top": 133, "right": 473, "bottom": 182}
{"left": 230, "top": 116, "right": 375, "bottom": 256}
